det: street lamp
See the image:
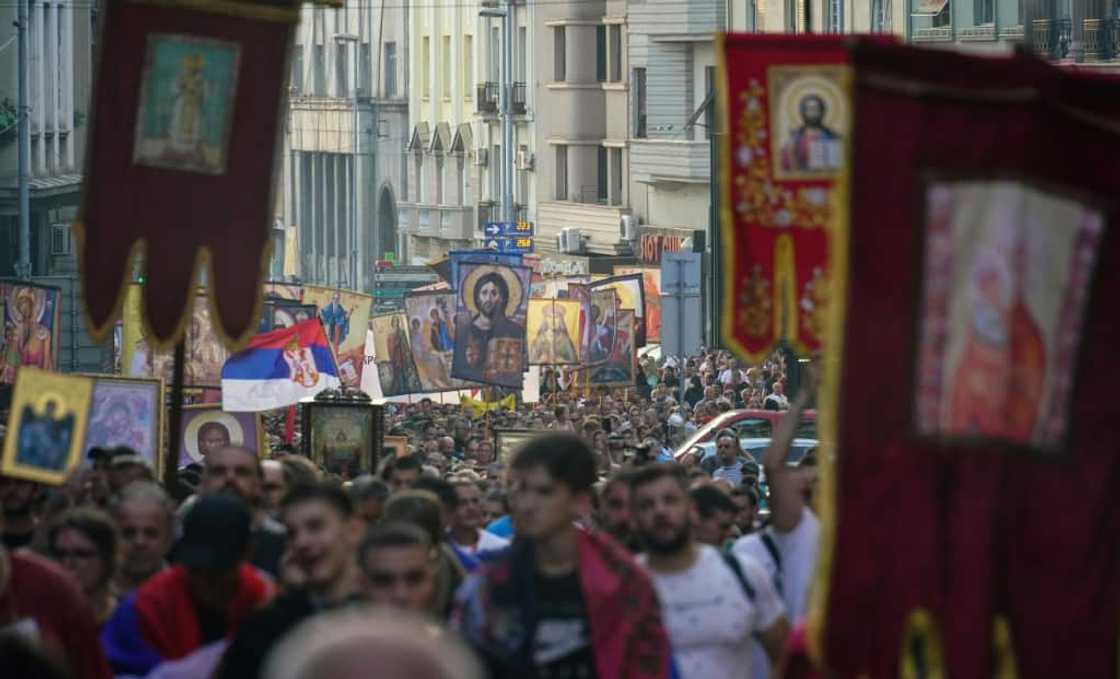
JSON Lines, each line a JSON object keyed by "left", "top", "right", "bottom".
{"left": 334, "top": 32, "right": 360, "bottom": 290}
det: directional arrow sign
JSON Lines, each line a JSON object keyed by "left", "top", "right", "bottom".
{"left": 484, "top": 223, "right": 502, "bottom": 238}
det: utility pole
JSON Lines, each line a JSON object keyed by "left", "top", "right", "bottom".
{"left": 481, "top": 1, "right": 515, "bottom": 224}
{"left": 16, "top": 0, "right": 31, "bottom": 280}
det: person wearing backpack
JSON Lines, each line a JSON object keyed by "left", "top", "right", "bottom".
{"left": 631, "top": 464, "right": 788, "bottom": 679}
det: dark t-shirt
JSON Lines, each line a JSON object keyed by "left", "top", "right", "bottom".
{"left": 214, "top": 589, "right": 318, "bottom": 679}
{"left": 2, "top": 530, "right": 33, "bottom": 550}
{"left": 532, "top": 572, "right": 597, "bottom": 679}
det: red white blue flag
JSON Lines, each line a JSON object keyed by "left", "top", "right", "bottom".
{"left": 221, "top": 319, "right": 340, "bottom": 412}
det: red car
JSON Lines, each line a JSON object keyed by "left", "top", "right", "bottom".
{"left": 673, "top": 408, "right": 818, "bottom": 462}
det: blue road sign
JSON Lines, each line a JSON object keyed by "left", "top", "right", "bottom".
{"left": 484, "top": 221, "right": 536, "bottom": 238}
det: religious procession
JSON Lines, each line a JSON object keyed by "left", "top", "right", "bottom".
{"left": 0, "top": 0, "right": 1118, "bottom": 678}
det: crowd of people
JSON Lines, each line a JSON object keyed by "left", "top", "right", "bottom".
{"left": 0, "top": 347, "right": 821, "bottom": 679}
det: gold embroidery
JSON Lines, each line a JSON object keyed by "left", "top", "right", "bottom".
{"left": 731, "top": 79, "right": 832, "bottom": 229}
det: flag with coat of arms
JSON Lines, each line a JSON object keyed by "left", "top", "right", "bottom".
{"left": 221, "top": 319, "right": 340, "bottom": 412}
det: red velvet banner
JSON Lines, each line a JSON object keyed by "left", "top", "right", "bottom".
{"left": 815, "top": 42, "right": 1120, "bottom": 677}
{"left": 717, "top": 36, "right": 862, "bottom": 362}
{"left": 76, "top": 0, "right": 298, "bottom": 349}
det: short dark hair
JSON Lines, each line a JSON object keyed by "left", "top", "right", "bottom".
{"left": 347, "top": 476, "right": 390, "bottom": 504}
{"left": 358, "top": 521, "right": 432, "bottom": 569}
{"left": 628, "top": 463, "right": 689, "bottom": 495}
{"left": 280, "top": 455, "right": 320, "bottom": 487}
{"left": 382, "top": 455, "right": 423, "bottom": 481}
{"left": 483, "top": 488, "right": 509, "bottom": 513}
{"left": 48, "top": 507, "right": 120, "bottom": 579}
{"left": 412, "top": 477, "right": 459, "bottom": 511}
{"left": 602, "top": 469, "right": 640, "bottom": 497}
{"left": 383, "top": 491, "right": 444, "bottom": 544}
{"left": 690, "top": 485, "right": 738, "bottom": 519}
{"left": 281, "top": 482, "right": 354, "bottom": 518}
{"left": 511, "top": 433, "right": 597, "bottom": 494}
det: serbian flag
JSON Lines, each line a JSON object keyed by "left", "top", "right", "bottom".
{"left": 221, "top": 319, "right": 340, "bottom": 412}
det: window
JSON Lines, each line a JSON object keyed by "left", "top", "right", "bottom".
{"left": 517, "top": 26, "right": 528, "bottom": 82}
{"left": 705, "top": 66, "right": 716, "bottom": 140}
{"left": 785, "top": 0, "right": 799, "bottom": 32}
{"left": 441, "top": 36, "right": 451, "bottom": 100}
{"left": 825, "top": 0, "right": 842, "bottom": 32}
{"left": 554, "top": 27, "right": 566, "bottom": 82}
{"left": 609, "top": 25, "right": 622, "bottom": 82}
{"left": 871, "top": 0, "right": 891, "bottom": 32}
{"left": 359, "top": 43, "right": 371, "bottom": 95}
{"left": 336, "top": 43, "right": 348, "bottom": 97}
{"left": 597, "top": 147, "right": 608, "bottom": 204}
{"left": 490, "top": 26, "right": 501, "bottom": 83}
{"left": 421, "top": 36, "right": 431, "bottom": 98}
{"left": 933, "top": 2, "right": 951, "bottom": 27}
{"left": 414, "top": 152, "right": 424, "bottom": 203}
{"left": 291, "top": 45, "right": 304, "bottom": 95}
{"left": 463, "top": 35, "right": 474, "bottom": 98}
{"left": 596, "top": 26, "right": 607, "bottom": 82}
{"left": 610, "top": 148, "right": 623, "bottom": 206}
{"left": 492, "top": 144, "right": 501, "bottom": 199}
{"left": 384, "top": 42, "right": 398, "bottom": 96}
{"left": 436, "top": 154, "right": 445, "bottom": 204}
{"left": 633, "top": 67, "right": 647, "bottom": 138}
{"left": 458, "top": 154, "right": 467, "bottom": 205}
{"left": 974, "top": 0, "right": 994, "bottom": 24}
{"left": 313, "top": 44, "right": 326, "bottom": 95}
{"left": 555, "top": 145, "right": 568, "bottom": 200}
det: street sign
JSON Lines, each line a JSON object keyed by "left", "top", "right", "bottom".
{"left": 484, "top": 221, "right": 535, "bottom": 238}
{"left": 484, "top": 237, "right": 535, "bottom": 254}
{"left": 660, "top": 252, "right": 703, "bottom": 358}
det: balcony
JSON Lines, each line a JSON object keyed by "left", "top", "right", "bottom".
{"left": 477, "top": 82, "right": 499, "bottom": 114}
{"left": 1032, "top": 18, "right": 1071, "bottom": 60}
{"left": 912, "top": 26, "right": 953, "bottom": 42}
{"left": 476, "top": 82, "right": 528, "bottom": 115}
{"left": 1084, "top": 18, "right": 1120, "bottom": 61}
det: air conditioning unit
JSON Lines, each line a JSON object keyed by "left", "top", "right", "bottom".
{"left": 620, "top": 214, "right": 639, "bottom": 242}
{"left": 516, "top": 147, "right": 535, "bottom": 171}
{"left": 475, "top": 149, "right": 489, "bottom": 167}
{"left": 557, "top": 227, "right": 584, "bottom": 254}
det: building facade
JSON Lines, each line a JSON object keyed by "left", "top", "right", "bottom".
{"left": 399, "top": 0, "right": 536, "bottom": 266}
{"left": 283, "top": 0, "right": 409, "bottom": 293}
{"left": 0, "top": 0, "right": 94, "bottom": 279}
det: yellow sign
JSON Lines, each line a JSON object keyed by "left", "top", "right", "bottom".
{"left": 2, "top": 369, "right": 93, "bottom": 485}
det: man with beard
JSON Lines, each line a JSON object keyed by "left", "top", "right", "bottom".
{"left": 199, "top": 446, "right": 286, "bottom": 577}
{"left": 215, "top": 483, "right": 365, "bottom": 679}
{"left": 631, "top": 464, "right": 787, "bottom": 679}
{"left": 453, "top": 271, "right": 524, "bottom": 381}
{"left": 597, "top": 471, "right": 640, "bottom": 552}
{"left": 779, "top": 93, "right": 841, "bottom": 173}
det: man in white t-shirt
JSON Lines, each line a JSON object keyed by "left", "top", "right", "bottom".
{"left": 448, "top": 480, "right": 510, "bottom": 556}
{"left": 631, "top": 464, "right": 788, "bottom": 679}
{"left": 734, "top": 383, "right": 819, "bottom": 679}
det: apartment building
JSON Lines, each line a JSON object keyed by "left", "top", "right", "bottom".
{"left": 399, "top": 0, "right": 532, "bottom": 265}
{"left": 0, "top": 0, "right": 94, "bottom": 278}
{"left": 535, "top": 0, "right": 633, "bottom": 257}
{"left": 284, "top": 0, "right": 409, "bottom": 292}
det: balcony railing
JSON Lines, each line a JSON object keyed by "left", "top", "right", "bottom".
{"left": 1032, "top": 18, "right": 1071, "bottom": 59}
{"left": 1084, "top": 18, "right": 1120, "bottom": 61}
{"left": 512, "top": 82, "right": 527, "bottom": 114}
{"left": 477, "top": 82, "right": 499, "bottom": 114}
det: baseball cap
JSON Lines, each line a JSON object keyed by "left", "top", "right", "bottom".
{"left": 177, "top": 494, "right": 252, "bottom": 570}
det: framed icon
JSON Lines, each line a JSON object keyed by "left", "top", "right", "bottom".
{"left": 2, "top": 369, "right": 93, "bottom": 485}
{"left": 302, "top": 400, "right": 384, "bottom": 477}
{"left": 177, "top": 404, "right": 265, "bottom": 468}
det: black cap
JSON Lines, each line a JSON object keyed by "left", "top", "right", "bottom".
{"left": 178, "top": 494, "right": 252, "bottom": 570}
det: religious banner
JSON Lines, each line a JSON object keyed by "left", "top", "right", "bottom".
{"left": 614, "top": 266, "right": 663, "bottom": 343}
{"left": 301, "top": 286, "right": 373, "bottom": 388}
{"left": 76, "top": 0, "right": 301, "bottom": 350}
{"left": 2, "top": 369, "right": 93, "bottom": 485}
{"left": 589, "top": 274, "right": 646, "bottom": 348}
{"left": 83, "top": 375, "right": 164, "bottom": 475}
{"left": 567, "top": 284, "right": 594, "bottom": 361}
{"left": 370, "top": 312, "right": 422, "bottom": 398}
{"left": 451, "top": 262, "right": 531, "bottom": 388}
{"left": 0, "top": 283, "right": 61, "bottom": 383}
{"left": 526, "top": 299, "right": 581, "bottom": 366}
{"left": 718, "top": 35, "right": 855, "bottom": 362}
{"left": 814, "top": 41, "right": 1120, "bottom": 678}
{"left": 586, "top": 288, "right": 618, "bottom": 365}
{"left": 447, "top": 251, "right": 523, "bottom": 291}
{"left": 403, "top": 291, "right": 474, "bottom": 392}
{"left": 122, "top": 285, "right": 229, "bottom": 387}
{"left": 589, "top": 309, "right": 635, "bottom": 386}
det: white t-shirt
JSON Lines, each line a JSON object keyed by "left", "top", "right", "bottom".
{"left": 451, "top": 529, "right": 510, "bottom": 555}
{"left": 734, "top": 507, "right": 820, "bottom": 679}
{"left": 638, "top": 545, "right": 784, "bottom": 679}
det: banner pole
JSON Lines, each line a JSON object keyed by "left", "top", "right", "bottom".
{"left": 164, "top": 340, "right": 186, "bottom": 489}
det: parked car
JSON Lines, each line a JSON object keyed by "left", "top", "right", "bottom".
{"left": 673, "top": 408, "right": 817, "bottom": 461}
{"left": 684, "top": 437, "right": 820, "bottom": 469}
